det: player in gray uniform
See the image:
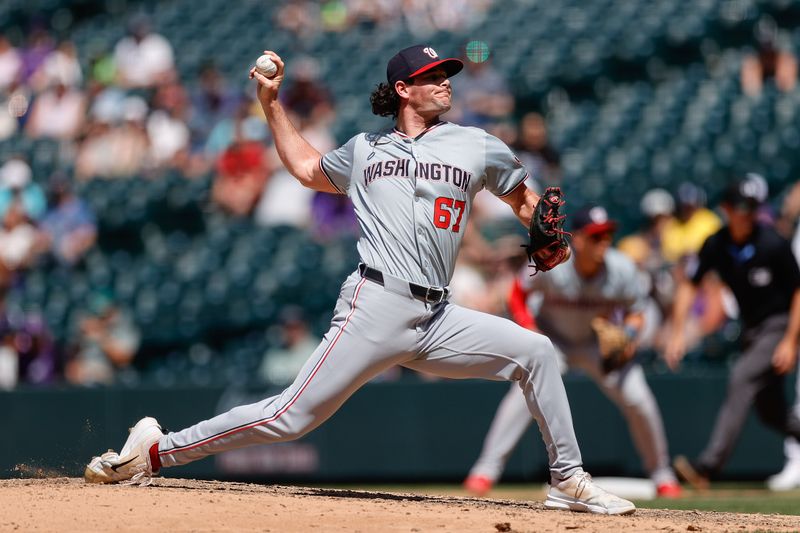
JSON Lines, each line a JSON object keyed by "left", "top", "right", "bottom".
{"left": 464, "top": 206, "right": 682, "bottom": 498}
{"left": 83, "top": 45, "right": 635, "bottom": 515}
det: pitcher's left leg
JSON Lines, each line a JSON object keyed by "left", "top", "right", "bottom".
{"left": 405, "top": 303, "right": 582, "bottom": 482}
{"left": 405, "top": 303, "right": 635, "bottom": 515}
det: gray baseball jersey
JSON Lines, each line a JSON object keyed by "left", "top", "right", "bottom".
{"left": 468, "top": 248, "right": 677, "bottom": 487}
{"left": 320, "top": 122, "right": 525, "bottom": 287}
{"left": 156, "top": 120, "right": 586, "bottom": 484}
{"left": 522, "top": 248, "right": 648, "bottom": 346}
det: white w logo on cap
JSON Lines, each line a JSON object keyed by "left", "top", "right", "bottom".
{"left": 423, "top": 47, "right": 438, "bottom": 59}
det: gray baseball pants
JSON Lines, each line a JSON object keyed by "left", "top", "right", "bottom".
{"left": 157, "top": 270, "right": 584, "bottom": 482}
{"left": 697, "top": 313, "right": 800, "bottom": 475}
{"left": 468, "top": 343, "right": 676, "bottom": 485}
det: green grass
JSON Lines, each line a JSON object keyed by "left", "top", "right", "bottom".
{"left": 634, "top": 483, "right": 800, "bottom": 516}
{"left": 316, "top": 482, "right": 800, "bottom": 516}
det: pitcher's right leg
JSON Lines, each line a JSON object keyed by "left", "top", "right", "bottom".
{"left": 158, "top": 277, "right": 420, "bottom": 467}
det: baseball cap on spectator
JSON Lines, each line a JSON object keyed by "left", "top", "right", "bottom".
{"left": 640, "top": 188, "right": 675, "bottom": 218}
{"left": 676, "top": 182, "right": 707, "bottom": 208}
{"left": 723, "top": 174, "right": 767, "bottom": 211}
{"left": 387, "top": 45, "right": 463, "bottom": 85}
{"left": 571, "top": 205, "right": 618, "bottom": 236}
{"left": 0, "top": 159, "right": 32, "bottom": 189}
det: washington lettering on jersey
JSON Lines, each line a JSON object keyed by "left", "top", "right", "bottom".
{"left": 363, "top": 158, "right": 472, "bottom": 192}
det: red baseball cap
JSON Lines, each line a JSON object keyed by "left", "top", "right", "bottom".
{"left": 570, "top": 205, "right": 618, "bottom": 236}
{"left": 387, "top": 45, "right": 463, "bottom": 85}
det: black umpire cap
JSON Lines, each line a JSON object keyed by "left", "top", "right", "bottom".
{"left": 723, "top": 173, "right": 768, "bottom": 211}
{"left": 386, "top": 45, "right": 463, "bottom": 86}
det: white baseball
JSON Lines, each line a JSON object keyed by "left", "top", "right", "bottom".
{"left": 255, "top": 55, "right": 277, "bottom": 78}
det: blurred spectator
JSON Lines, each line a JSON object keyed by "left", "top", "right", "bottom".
{"left": 275, "top": 0, "right": 322, "bottom": 42}
{"left": 40, "top": 175, "right": 97, "bottom": 266}
{"left": 146, "top": 79, "right": 191, "bottom": 169}
{"left": 254, "top": 167, "right": 314, "bottom": 228}
{"left": 450, "top": 233, "right": 525, "bottom": 315}
{"left": 254, "top": 109, "right": 333, "bottom": 227}
{"left": 514, "top": 112, "right": 561, "bottom": 192}
{"left": 87, "top": 45, "right": 116, "bottom": 87}
{"left": 259, "top": 307, "right": 320, "bottom": 385}
{"left": 30, "top": 40, "right": 82, "bottom": 92}
{"left": 661, "top": 182, "right": 722, "bottom": 263}
{"left": 403, "top": 0, "right": 491, "bottom": 38}
{"left": 76, "top": 96, "right": 151, "bottom": 179}
{"left": 347, "top": 0, "right": 400, "bottom": 30}
{"left": 0, "top": 158, "right": 47, "bottom": 220}
{"left": 619, "top": 188, "right": 675, "bottom": 273}
{"left": 618, "top": 188, "right": 676, "bottom": 345}
{"left": 450, "top": 255, "right": 493, "bottom": 313}
{"left": 188, "top": 63, "right": 239, "bottom": 150}
{"left": 24, "top": 77, "right": 86, "bottom": 140}
{"left": 281, "top": 56, "right": 334, "bottom": 126}
{"left": 205, "top": 98, "right": 267, "bottom": 159}
{"left": 211, "top": 109, "right": 270, "bottom": 217}
{"left": 619, "top": 187, "right": 730, "bottom": 356}
{"left": 741, "top": 17, "right": 797, "bottom": 97}
{"left": 451, "top": 54, "right": 513, "bottom": 127}
{"left": 65, "top": 291, "right": 140, "bottom": 386}
{"left": 20, "top": 27, "right": 53, "bottom": 84}
{"left": 320, "top": 0, "right": 350, "bottom": 32}
{"left": 113, "top": 15, "right": 175, "bottom": 89}
{"left": 0, "top": 306, "right": 58, "bottom": 389}
{"left": 309, "top": 192, "right": 358, "bottom": 241}
{"left": 0, "top": 34, "right": 22, "bottom": 92}
{"left": 0, "top": 200, "right": 42, "bottom": 289}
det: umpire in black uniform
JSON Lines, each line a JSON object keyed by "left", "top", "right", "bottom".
{"left": 665, "top": 175, "right": 800, "bottom": 489}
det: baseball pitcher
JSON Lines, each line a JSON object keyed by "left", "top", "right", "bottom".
{"left": 82, "top": 45, "right": 635, "bottom": 515}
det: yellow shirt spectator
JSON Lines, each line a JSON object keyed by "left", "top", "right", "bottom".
{"left": 661, "top": 207, "right": 722, "bottom": 263}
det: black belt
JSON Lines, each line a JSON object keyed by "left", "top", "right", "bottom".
{"left": 358, "top": 264, "right": 449, "bottom": 304}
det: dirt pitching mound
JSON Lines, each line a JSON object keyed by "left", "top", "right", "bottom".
{"left": 1, "top": 478, "right": 797, "bottom": 532}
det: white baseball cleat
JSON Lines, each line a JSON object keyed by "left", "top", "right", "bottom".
{"left": 84, "top": 417, "right": 164, "bottom": 486}
{"left": 545, "top": 471, "right": 636, "bottom": 515}
{"left": 766, "top": 458, "right": 800, "bottom": 491}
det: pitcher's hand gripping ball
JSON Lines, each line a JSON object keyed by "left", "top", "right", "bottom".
{"left": 525, "top": 186, "right": 570, "bottom": 274}
{"left": 255, "top": 55, "right": 277, "bottom": 78}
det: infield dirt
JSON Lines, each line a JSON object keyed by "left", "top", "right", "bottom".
{"left": 1, "top": 477, "right": 798, "bottom": 532}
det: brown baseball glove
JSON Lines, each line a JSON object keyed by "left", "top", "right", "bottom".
{"left": 591, "top": 317, "right": 636, "bottom": 373}
{"left": 524, "top": 187, "right": 570, "bottom": 274}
